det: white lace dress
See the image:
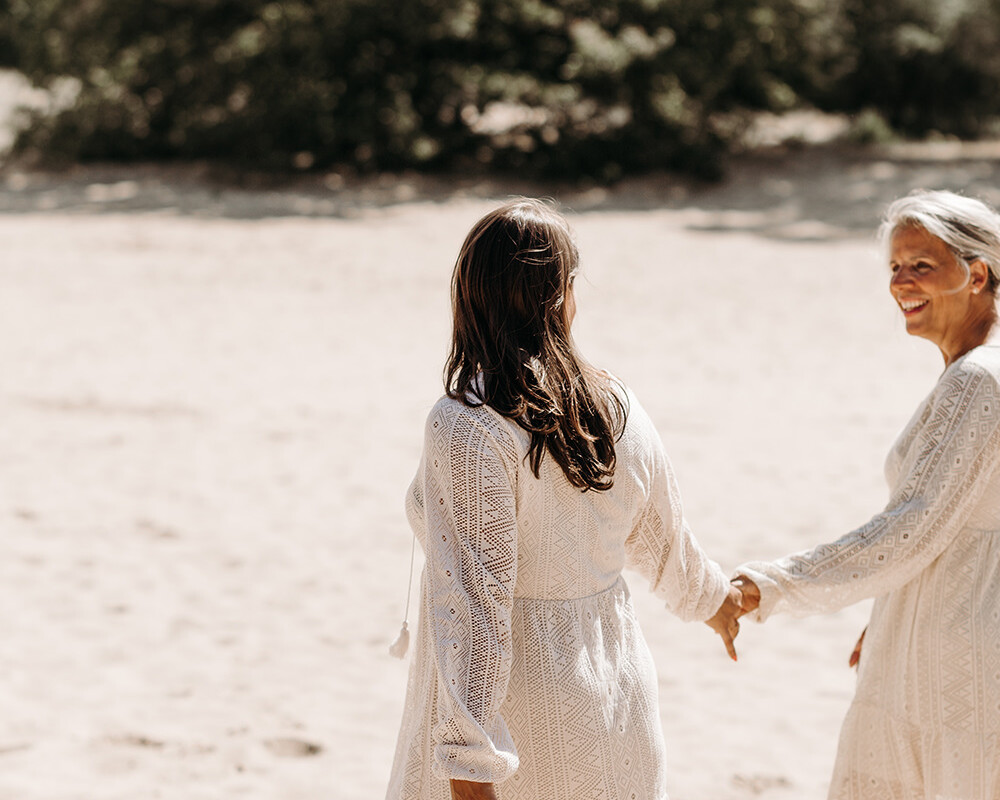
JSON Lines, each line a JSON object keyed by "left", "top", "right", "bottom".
{"left": 739, "top": 344, "right": 1000, "bottom": 800}
{"left": 386, "top": 387, "right": 729, "bottom": 800}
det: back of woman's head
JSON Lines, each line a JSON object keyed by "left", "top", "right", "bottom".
{"left": 451, "top": 199, "right": 576, "bottom": 377}
{"left": 880, "top": 190, "right": 1000, "bottom": 293}
{"left": 445, "top": 198, "right": 626, "bottom": 492}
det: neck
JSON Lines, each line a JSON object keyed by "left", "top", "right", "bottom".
{"left": 939, "top": 304, "right": 999, "bottom": 366}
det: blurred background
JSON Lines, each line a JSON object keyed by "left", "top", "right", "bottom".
{"left": 2, "top": 0, "right": 1000, "bottom": 180}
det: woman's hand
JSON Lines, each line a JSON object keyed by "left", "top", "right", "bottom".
{"left": 732, "top": 575, "right": 761, "bottom": 615}
{"left": 705, "top": 583, "right": 745, "bottom": 661}
{"left": 849, "top": 627, "right": 866, "bottom": 669}
{"left": 450, "top": 779, "right": 499, "bottom": 800}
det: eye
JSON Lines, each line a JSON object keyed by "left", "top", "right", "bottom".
{"left": 914, "top": 261, "right": 934, "bottom": 272}
{"left": 890, "top": 263, "right": 900, "bottom": 274}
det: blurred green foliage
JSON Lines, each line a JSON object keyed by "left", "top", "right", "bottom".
{"left": 825, "top": 0, "right": 1000, "bottom": 137}
{"left": 0, "top": 0, "right": 17, "bottom": 66}
{"left": 5, "top": 0, "right": 1000, "bottom": 177}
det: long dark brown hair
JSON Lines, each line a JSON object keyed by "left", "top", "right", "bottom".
{"left": 444, "top": 198, "right": 627, "bottom": 492}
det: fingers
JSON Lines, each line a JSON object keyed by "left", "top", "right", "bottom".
{"left": 848, "top": 627, "right": 866, "bottom": 670}
{"left": 849, "top": 637, "right": 862, "bottom": 668}
{"left": 731, "top": 586, "right": 748, "bottom": 618}
{"left": 731, "top": 576, "right": 761, "bottom": 615}
{"left": 720, "top": 621, "right": 738, "bottom": 662}
{"left": 705, "top": 587, "right": 743, "bottom": 661}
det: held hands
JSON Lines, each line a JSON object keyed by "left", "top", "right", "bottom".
{"left": 732, "top": 575, "right": 760, "bottom": 615}
{"left": 704, "top": 576, "right": 761, "bottom": 662}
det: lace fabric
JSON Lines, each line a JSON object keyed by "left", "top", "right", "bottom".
{"left": 386, "top": 386, "right": 729, "bottom": 800}
{"left": 738, "top": 344, "right": 1000, "bottom": 799}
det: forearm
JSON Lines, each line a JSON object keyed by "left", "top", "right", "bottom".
{"left": 450, "top": 779, "right": 499, "bottom": 800}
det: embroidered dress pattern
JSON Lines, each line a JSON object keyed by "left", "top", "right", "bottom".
{"left": 739, "top": 346, "right": 1000, "bottom": 799}
{"left": 386, "top": 387, "right": 729, "bottom": 800}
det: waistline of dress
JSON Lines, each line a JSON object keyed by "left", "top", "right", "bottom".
{"left": 512, "top": 574, "right": 628, "bottom": 605}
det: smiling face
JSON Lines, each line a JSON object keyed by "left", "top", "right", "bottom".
{"left": 889, "top": 224, "right": 994, "bottom": 362}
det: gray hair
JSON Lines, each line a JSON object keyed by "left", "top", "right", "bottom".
{"left": 879, "top": 190, "right": 1000, "bottom": 291}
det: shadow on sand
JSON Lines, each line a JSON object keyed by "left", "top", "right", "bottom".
{"left": 3, "top": 142, "right": 1000, "bottom": 241}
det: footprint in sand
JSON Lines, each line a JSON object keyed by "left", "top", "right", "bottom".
{"left": 263, "top": 737, "right": 324, "bottom": 758}
{"left": 109, "top": 734, "right": 165, "bottom": 749}
{"left": 731, "top": 773, "right": 793, "bottom": 794}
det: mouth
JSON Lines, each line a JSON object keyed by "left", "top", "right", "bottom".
{"left": 899, "top": 298, "right": 929, "bottom": 317}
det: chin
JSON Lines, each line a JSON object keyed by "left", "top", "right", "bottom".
{"left": 904, "top": 322, "right": 933, "bottom": 342}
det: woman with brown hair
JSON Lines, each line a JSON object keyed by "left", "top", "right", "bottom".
{"left": 385, "top": 198, "right": 744, "bottom": 800}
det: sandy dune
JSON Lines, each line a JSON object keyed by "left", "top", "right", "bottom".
{"left": 0, "top": 147, "right": 994, "bottom": 798}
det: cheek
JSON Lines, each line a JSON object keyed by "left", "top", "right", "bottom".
{"left": 564, "top": 288, "right": 577, "bottom": 324}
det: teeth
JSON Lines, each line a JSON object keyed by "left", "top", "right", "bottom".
{"left": 900, "top": 299, "right": 928, "bottom": 311}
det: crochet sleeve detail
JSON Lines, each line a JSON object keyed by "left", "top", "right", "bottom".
{"left": 740, "top": 361, "right": 1000, "bottom": 620}
{"left": 625, "top": 412, "right": 729, "bottom": 622}
{"left": 421, "top": 400, "right": 520, "bottom": 783}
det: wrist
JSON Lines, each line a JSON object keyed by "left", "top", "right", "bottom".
{"left": 450, "top": 778, "right": 498, "bottom": 800}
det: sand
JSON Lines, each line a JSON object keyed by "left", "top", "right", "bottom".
{"left": 2, "top": 146, "right": 999, "bottom": 799}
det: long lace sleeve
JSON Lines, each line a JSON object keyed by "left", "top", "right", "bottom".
{"left": 421, "top": 400, "right": 520, "bottom": 783}
{"left": 740, "top": 359, "right": 1000, "bottom": 621}
{"left": 625, "top": 408, "right": 730, "bottom": 622}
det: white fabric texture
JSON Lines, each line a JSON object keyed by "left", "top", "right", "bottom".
{"left": 386, "top": 386, "right": 729, "bottom": 800}
{"left": 738, "top": 344, "right": 1000, "bottom": 800}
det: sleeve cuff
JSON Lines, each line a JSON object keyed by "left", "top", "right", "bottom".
{"left": 432, "top": 741, "right": 519, "bottom": 784}
{"left": 672, "top": 558, "right": 730, "bottom": 623}
{"left": 700, "top": 562, "right": 732, "bottom": 623}
{"left": 733, "top": 563, "right": 783, "bottom": 622}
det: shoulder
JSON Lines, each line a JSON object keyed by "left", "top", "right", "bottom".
{"left": 424, "top": 395, "right": 520, "bottom": 463}
{"left": 959, "top": 343, "right": 1000, "bottom": 377}
{"left": 607, "top": 380, "right": 664, "bottom": 467}
{"left": 934, "top": 348, "right": 1000, "bottom": 420}
{"left": 943, "top": 346, "right": 1000, "bottom": 393}
{"left": 592, "top": 371, "right": 639, "bottom": 420}
{"left": 604, "top": 377, "right": 651, "bottom": 432}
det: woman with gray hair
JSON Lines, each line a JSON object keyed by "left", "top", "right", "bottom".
{"left": 730, "top": 190, "right": 1000, "bottom": 798}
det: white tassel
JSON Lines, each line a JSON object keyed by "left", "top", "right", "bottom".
{"left": 389, "top": 621, "right": 410, "bottom": 659}
{"left": 390, "top": 531, "right": 417, "bottom": 660}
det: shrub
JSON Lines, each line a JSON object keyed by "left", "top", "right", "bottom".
{"left": 818, "top": 0, "right": 1000, "bottom": 137}
{"left": 15, "top": 0, "right": 999, "bottom": 178}
{"left": 0, "top": 0, "right": 17, "bottom": 67}
{"left": 8, "top": 0, "right": 833, "bottom": 178}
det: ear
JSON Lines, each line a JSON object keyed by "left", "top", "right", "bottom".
{"left": 969, "top": 258, "right": 990, "bottom": 295}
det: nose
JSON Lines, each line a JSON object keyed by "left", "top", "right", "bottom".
{"left": 890, "top": 266, "right": 915, "bottom": 291}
